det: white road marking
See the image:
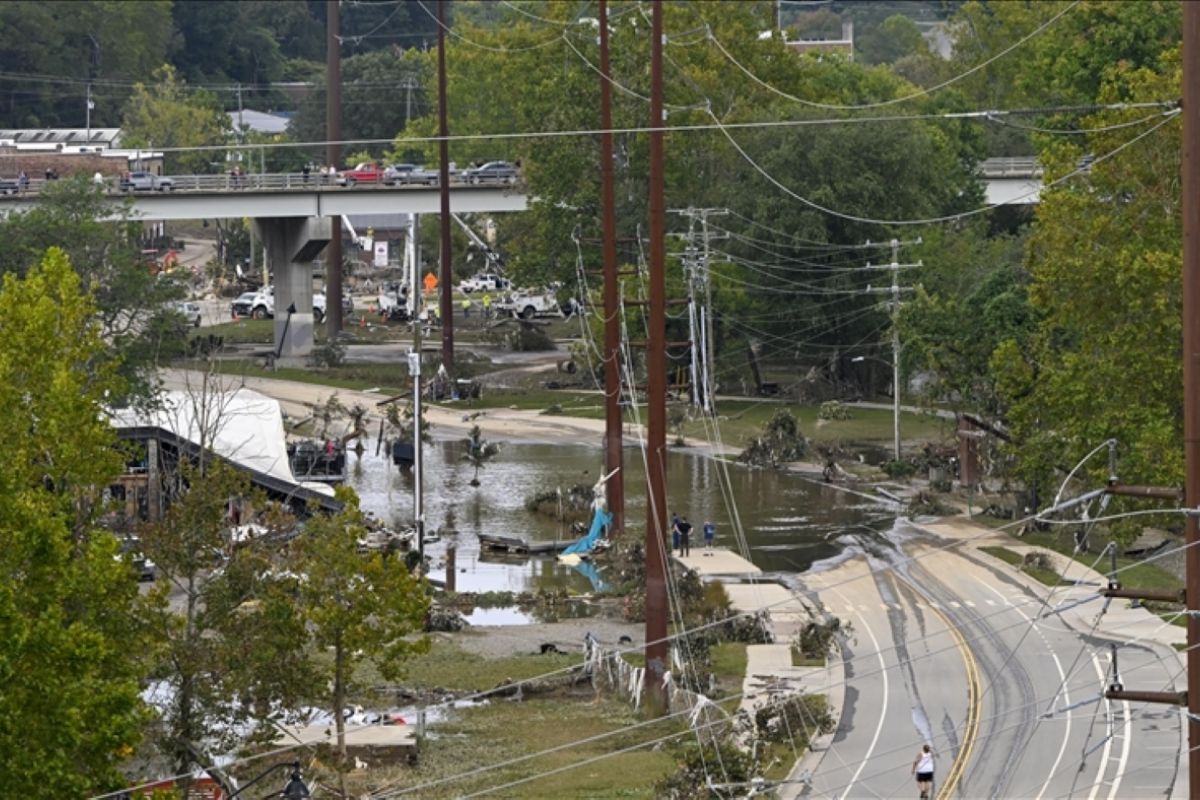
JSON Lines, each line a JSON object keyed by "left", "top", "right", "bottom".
{"left": 985, "top": 599, "right": 997, "bottom": 606}
{"left": 1107, "top": 700, "right": 1131, "bottom": 800}
{"left": 965, "top": 600, "right": 977, "bottom": 608}
{"left": 833, "top": 589, "right": 889, "bottom": 800}
{"left": 979, "top": 581, "right": 1071, "bottom": 800}
{"left": 1087, "top": 654, "right": 1113, "bottom": 800}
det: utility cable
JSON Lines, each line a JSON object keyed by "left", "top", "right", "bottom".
{"left": 99, "top": 508, "right": 1193, "bottom": 799}
{"left": 709, "top": 106, "right": 1181, "bottom": 228}
{"left": 413, "top": 0, "right": 563, "bottom": 52}
{"left": 701, "top": 1, "right": 1079, "bottom": 112}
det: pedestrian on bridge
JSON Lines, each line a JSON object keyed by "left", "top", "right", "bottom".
{"left": 703, "top": 519, "right": 715, "bottom": 555}
{"left": 677, "top": 516, "right": 692, "bottom": 558}
{"left": 912, "top": 744, "right": 934, "bottom": 799}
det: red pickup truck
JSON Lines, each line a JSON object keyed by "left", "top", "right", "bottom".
{"left": 336, "top": 162, "right": 384, "bottom": 186}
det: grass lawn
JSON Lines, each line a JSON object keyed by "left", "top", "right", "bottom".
{"left": 681, "top": 400, "right": 954, "bottom": 448}
{"left": 1014, "top": 530, "right": 1184, "bottom": 595}
{"left": 357, "top": 695, "right": 679, "bottom": 798}
{"left": 180, "top": 357, "right": 411, "bottom": 396}
{"left": 979, "top": 546, "right": 1062, "bottom": 587}
{"left": 354, "top": 637, "right": 584, "bottom": 694}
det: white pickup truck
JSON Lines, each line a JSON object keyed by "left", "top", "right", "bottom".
{"left": 232, "top": 287, "right": 328, "bottom": 323}
{"left": 457, "top": 273, "right": 511, "bottom": 294}
{"left": 495, "top": 288, "right": 565, "bottom": 320}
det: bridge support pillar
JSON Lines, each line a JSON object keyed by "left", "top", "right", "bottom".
{"left": 253, "top": 217, "right": 331, "bottom": 358}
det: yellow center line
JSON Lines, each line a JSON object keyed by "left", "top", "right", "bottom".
{"left": 931, "top": 603, "right": 982, "bottom": 800}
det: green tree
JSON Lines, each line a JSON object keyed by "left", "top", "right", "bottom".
{"left": 289, "top": 489, "right": 430, "bottom": 770}
{"left": 122, "top": 64, "right": 229, "bottom": 174}
{"left": 858, "top": 14, "right": 931, "bottom": 65}
{"left": 463, "top": 424, "right": 500, "bottom": 487}
{"left": 0, "top": 249, "right": 147, "bottom": 796}
{"left": 0, "top": 0, "right": 172, "bottom": 128}
{"left": 997, "top": 52, "right": 1182, "bottom": 498}
{"left": 140, "top": 450, "right": 311, "bottom": 783}
{"left": 0, "top": 178, "right": 187, "bottom": 405}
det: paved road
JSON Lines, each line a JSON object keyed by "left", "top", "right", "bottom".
{"left": 794, "top": 522, "right": 1185, "bottom": 799}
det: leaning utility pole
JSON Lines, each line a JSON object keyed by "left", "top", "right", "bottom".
{"left": 644, "top": 0, "right": 669, "bottom": 715}
{"left": 436, "top": 0, "right": 455, "bottom": 373}
{"left": 1183, "top": 2, "right": 1200, "bottom": 791}
{"left": 325, "top": 0, "right": 344, "bottom": 335}
{"left": 599, "top": 0, "right": 624, "bottom": 537}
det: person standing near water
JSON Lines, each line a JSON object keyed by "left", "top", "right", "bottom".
{"left": 912, "top": 744, "right": 934, "bottom": 799}
{"left": 702, "top": 519, "right": 715, "bottom": 554}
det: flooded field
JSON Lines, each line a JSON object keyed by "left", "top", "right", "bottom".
{"left": 346, "top": 440, "right": 893, "bottom": 596}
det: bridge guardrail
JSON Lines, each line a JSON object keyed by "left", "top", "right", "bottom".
{"left": 0, "top": 172, "right": 501, "bottom": 197}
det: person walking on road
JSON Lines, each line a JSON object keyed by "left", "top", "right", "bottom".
{"left": 677, "top": 516, "right": 692, "bottom": 558}
{"left": 912, "top": 744, "right": 934, "bottom": 799}
{"left": 703, "top": 519, "right": 715, "bottom": 555}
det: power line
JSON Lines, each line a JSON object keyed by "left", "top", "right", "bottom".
{"left": 413, "top": 0, "right": 563, "bottom": 53}
{"left": 700, "top": 1, "right": 1080, "bottom": 111}
{"left": 708, "top": 106, "right": 1182, "bottom": 228}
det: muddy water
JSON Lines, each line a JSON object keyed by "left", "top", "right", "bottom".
{"left": 346, "top": 441, "right": 893, "bottom": 594}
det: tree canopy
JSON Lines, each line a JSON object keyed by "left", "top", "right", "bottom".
{"left": 0, "top": 249, "right": 146, "bottom": 796}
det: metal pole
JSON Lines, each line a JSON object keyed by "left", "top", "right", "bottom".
{"left": 890, "top": 238, "right": 901, "bottom": 462}
{"left": 326, "top": 0, "right": 344, "bottom": 334}
{"left": 1182, "top": 3, "right": 1200, "bottom": 794}
{"left": 437, "top": 0, "right": 455, "bottom": 373}
{"left": 599, "top": 0, "right": 624, "bottom": 536}
{"left": 412, "top": 213, "right": 425, "bottom": 563}
{"left": 701, "top": 211, "right": 717, "bottom": 413}
{"left": 644, "top": 0, "right": 669, "bottom": 715}
{"left": 86, "top": 84, "right": 91, "bottom": 140}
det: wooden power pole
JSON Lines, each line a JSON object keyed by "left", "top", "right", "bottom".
{"left": 599, "top": 0, "right": 624, "bottom": 537}
{"left": 644, "top": 0, "right": 668, "bottom": 714}
{"left": 437, "top": 0, "right": 455, "bottom": 373}
{"left": 325, "top": 0, "right": 343, "bottom": 335}
{"left": 1103, "top": 8, "right": 1200, "bottom": 799}
{"left": 1183, "top": 2, "right": 1200, "bottom": 793}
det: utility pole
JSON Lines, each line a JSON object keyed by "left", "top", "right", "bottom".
{"left": 85, "top": 84, "right": 92, "bottom": 141}
{"left": 410, "top": 213, "right": 425, "bottom": 563}
{"left": 599, "top": 0, "right": 624, "bottom": 536}
{"left": 890, "top": 238, "right": 902, "bottom": 463}
{"left": 436, "top": 0, "right": 455, "bottom": 373}
{"left": 326, "top": 0, "right": 344, "bottom": 335}
{"left": 670, "top": 208, "right": 727, "bottom": 412}
{"left": 404, "top": 75, "right": 415, "bottom": 127}
{"left": 644, "top": 0, "right": 669, "bottom": 715}
{"left": 1183, "top": 2, "right": 1200, "bottom": 792}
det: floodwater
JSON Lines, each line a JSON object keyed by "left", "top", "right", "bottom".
{"left": 346, "top": 439, "right": 894, "bottom": 599}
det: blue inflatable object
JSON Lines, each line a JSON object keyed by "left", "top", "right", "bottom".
{"left": 562, "top": 507, "right": 612, "bottom": 556}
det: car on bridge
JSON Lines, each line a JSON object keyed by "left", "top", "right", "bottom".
{"left": 121, "top": 172, "right": 175, "bottom": 192}
{"left": 337, "top": 162, "right": 385, "bottom": 186}
{"left": 0, "top": 176, "right": 19, "bottom": 195}
{"left": 383, "top": 163, "right": 447, "bottom": 186}
{"left": 462, "top": 161, "right": 518, "bottom": 185}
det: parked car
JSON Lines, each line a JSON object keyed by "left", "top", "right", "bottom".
{"left": 120, "top": 171, "right": 175, "bottom": 192}
{"left": 337, "top": 162, "right": 385, "bottom": 186}
{"left": 382, "top": 164, "right": 419, "bottom": 185}
{"left": 0, "top": 177, "right": 19, "bottom": 195}
{"left": 462, "top": 161, "right": 518, "bottom": 185}
{"left": 457, "top": 273, "right": 511, "bottom": 294}
{"left": 117, "top": 536, "right": 157, "bottom": 582}
{"left": 169, "top": 300, "right": 202, "bottom": 328}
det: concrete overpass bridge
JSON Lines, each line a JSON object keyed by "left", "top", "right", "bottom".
{"left": 0, "top": 174, "right": 527, "bottom": 358}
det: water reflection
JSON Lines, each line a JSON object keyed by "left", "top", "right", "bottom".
{"left": 345, "top": 441, "right": 893, "bottom": 595}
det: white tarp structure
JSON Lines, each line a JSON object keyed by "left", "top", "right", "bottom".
{"left": 110, "top": 387, "right": 335, "bottom": 498}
